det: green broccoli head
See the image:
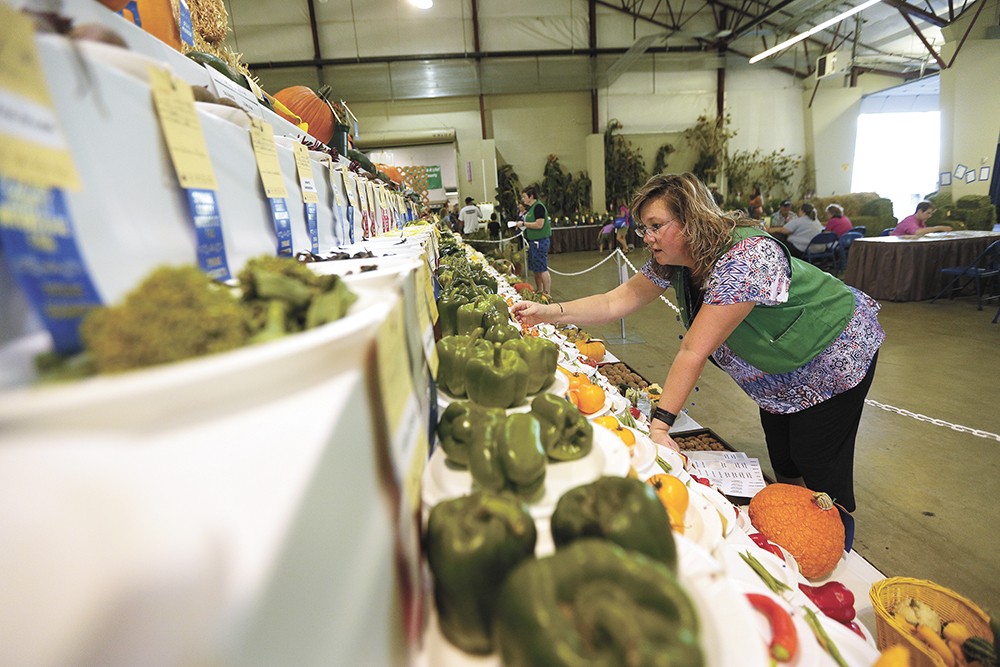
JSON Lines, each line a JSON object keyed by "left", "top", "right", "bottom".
{"left": 237, "top": 255, "right": 325, "bottom": 300}
{"left": 80, "top": 266, "right": 249, "bottom": 373}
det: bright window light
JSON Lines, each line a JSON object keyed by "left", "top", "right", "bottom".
{"left": 408, "top": 0, "right": 433, "bottom": 8}
{"left": 851, "top": 111, "right": 941, "bottom": 219}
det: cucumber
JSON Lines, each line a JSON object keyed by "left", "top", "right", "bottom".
{"left": 186, "top": 51, "right": 249, "bottom": 90}
{"left": 962, "top": 635, "right": 997, "bottom": 666}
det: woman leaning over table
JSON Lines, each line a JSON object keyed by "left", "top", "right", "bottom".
{"left": 512, "top": 173, "right": 885, "bottom": 512}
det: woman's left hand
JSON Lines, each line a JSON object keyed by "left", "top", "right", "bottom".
{"left": 648, "top": 423, "right": 681, "bottom": 454}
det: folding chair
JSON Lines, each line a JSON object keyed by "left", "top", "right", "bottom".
{"left": 930, "top": 239, "right": 1000, "bottom": 310}
{"left": 837, "top": 231, "right": 864, "bottom": 272}
{"left": 879, "top": 227, "right": 896, "bottom": 236}
{"left": 803, "top": 232, "right": 840, "bottom": 270}
{"left": 850, "top": 226, "right": 866, "bottom": 236}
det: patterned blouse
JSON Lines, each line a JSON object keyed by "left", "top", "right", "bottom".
{"left": 641, "top": 235, "right": 884, "bottom": 414}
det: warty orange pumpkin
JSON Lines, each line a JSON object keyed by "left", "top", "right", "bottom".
{"left": 747, "top": 483, "right": 845, "bottom": 579}
{"left": 273, "top": 85, "right": 338, "bottom": 145}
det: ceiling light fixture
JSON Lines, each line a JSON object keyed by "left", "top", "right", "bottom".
{"left": 749, "top": 0, "right": 881, "bottom": 64}
{"left": 408, "top": 0, "right": 433, "bottom": 9}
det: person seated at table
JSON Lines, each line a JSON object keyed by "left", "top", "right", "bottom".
{"left": 824, "top": 204, "right": 853, "bottom": 237}
{"left": 891, "top": 201, "right": 953, "bottom": 237}
{"left": 597, "top": 221, "right": 615, "bottom": 254}
{"left": 770, "top": 203, "right": 823, "bottom": 259}
{"left": 768, "top": 199, "right": 794, "bottom": 230}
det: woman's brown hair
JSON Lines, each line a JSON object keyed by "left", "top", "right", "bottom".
{"left": 629, "top": 173, "right": 761, "bottom": 282}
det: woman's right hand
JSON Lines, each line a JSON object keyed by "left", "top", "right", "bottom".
{"left": 511, "top": 301, "right": 557, "bottom": 327}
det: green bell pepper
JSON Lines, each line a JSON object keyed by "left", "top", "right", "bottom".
{"left": 485, "top": 323, "right": 521, "bottom": 344}
{"left": 502, "top": 337, "right": 559, "bottom": 394}
{"left": 530, "top": 393, "right": 593, "bottom": 461}
{"left": 466, "top": 342, "right": 530, "bottom": 408}
{"left": 436, "top": 331, "right": 492, "bottom": 397}
{"left": 494, "top": 539, "right": 703, "bottom": 667}
{"left": 437, "top": 400, "right": 504, "bottom": 468}
{"left": 456, "top": 301, "right": 488, "bottom": 335}
{"left": 437, "top": 290, "right": 469, "bottom": 337}
{"left": 469, "top": 412, "right": 547, "bottom": 500}
{"left": 426, "top": 490, "right": 537, "bottom": 655}
{"left": 550, "top": 476, "right": 678, "bottom": 570}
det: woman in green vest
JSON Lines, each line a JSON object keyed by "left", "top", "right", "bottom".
{"left": 516, "top": 186, "right": 552, "bottom": 295}
{"left": 511, "top": 173, "right": 884, "bottom": 512}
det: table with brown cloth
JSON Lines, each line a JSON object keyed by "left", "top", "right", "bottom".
{"left": 842, "top": 230, "right": 1000, "bottom": 302}
{"left": 549, "top": 225, "right": 602, "bottom": 253}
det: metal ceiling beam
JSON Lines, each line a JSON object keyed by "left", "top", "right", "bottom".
{"left": 305, "top": 0, "right": 324, "bottom": 85}
{"left": 246, "top": 46, "right": 707, "bottom": 72}
{"left": 728, "top": 0, "right": 803, "bottom": 39}
{"left": 880, "top": 0, "right": 948, "bottom": 26}
{"left": 897, "top": 10, "right": 948, "bottom": 68}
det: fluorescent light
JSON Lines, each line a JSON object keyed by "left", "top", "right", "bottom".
{"left": 749, "top": 0, "right": 881, "bottom": 64}
{"left": 408, "top": 0, "right": 433, "bottom": 8}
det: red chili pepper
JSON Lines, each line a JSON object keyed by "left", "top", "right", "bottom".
{"left": 798, "top": 582, "right": 856, "bottom": 623}
{"left": 746, "top": 592, "right": 798, "bottom": 662}
{"left": 749, "top": 532, "right": 785, "bottom": 560}
{"left": 690, "top": 474, "right": 713, "bottom": 487}
{"left": 845, "top": 620, "right": 865, "bottom": 638}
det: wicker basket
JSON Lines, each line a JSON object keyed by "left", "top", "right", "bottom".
{"left": 870, "top": 577, "right": 993, "bottom": 667}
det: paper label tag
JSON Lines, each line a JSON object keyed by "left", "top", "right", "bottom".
{"left": 375, "top": 300, "right": 416, "bottom": 438}
{"left": 148, "top": 66, "right": 218, "bottom": 191}
{"left": 412, "top": 265, "right": 438, "bottom": 379}
{"left": 203, "top": 68, "right": 264, "bottom": 119}
{"left": 269, "top": 197, "right": 293, "bottom": 256}
{"left": 419, "top": 260, "right": 439, "bottom": 324}
{"left": 0, "top": 180, "right": 101, "bottom": 353}
{"left": 249, "top": 118, "right": 288, "bottom": 199}
{"left": 0, "top": 7, "right": 80, "bottom": 190}
{"left": 305, "top": 201, "right": 319, "bottom": 254}
{"left": 185, "top": 188, "right": 230, "bottom": 280}
{"left": 292, "top": 143, "right": 318, "bottom": 204}
{"left": 331, "top": 169, "right": 345, "bottom": 207}
{"left": 343, "top": 171, "right": 358, "bottom": 207}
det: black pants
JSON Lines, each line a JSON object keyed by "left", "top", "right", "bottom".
{"left": 758, "top": 352, "right": 878, "bottom": 513}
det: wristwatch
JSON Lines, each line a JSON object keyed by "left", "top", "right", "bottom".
{"left": 650, "top": 407, "right": 677, "bottom": 426}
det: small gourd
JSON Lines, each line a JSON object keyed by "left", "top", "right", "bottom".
{"left": 747, "top": 483, "right": 845, "bottom": 579}
{"left": 575, "top": 338, "right": 606, "bottom": 363}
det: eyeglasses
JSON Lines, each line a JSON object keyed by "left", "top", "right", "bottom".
{"left": 634, "top": 218, "right": 679, "bottom": 238}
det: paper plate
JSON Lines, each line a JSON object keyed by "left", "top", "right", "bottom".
{"left": 680, "top": 484, "right": 724, "bottom": 555}
{"left": 717, "top": 541, "right": 801, "bottom": 597}
{"left": 421, "top": 423, "right": 630, "bottom": 520}
{"left": 688, "top": 482, "right": 739, "bottom": 538}
{"left": 674, "top": 536, "right": 771, "bottom": 667}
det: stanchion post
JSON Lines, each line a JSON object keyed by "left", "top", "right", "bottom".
{"left": 615, "top": 250, "right": 627, "bottom": 339}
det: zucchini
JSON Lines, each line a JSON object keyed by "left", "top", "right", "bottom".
{"left": 186, "top": 51, "right": 250, "bottom": 90}
{"left": 346, "top": 149, "right": 376, "bottom": 175}
{"left": 961, "top": 635, "right": 997, "bottom": 666}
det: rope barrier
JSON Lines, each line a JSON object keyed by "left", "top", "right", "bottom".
{"left": 548, "top": 250, "right": 626, "bottom": 277}
{"left": 459, "top": 232, "right": 525, "bottom": 244}
{"left": 615, "top": 249, "right": 681, "bottom": 316}
{"left": 863, "top": 399, "right": 1000, "bottom": 442}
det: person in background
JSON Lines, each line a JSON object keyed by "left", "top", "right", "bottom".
{"left": 487, "top": 212, "right": 501, "bottom": 240}
{"left": 614, "top": 204, "right": 631, "bottom": 254}
{"left": 769, "top": 200, "right": 794, "bottom": 230}
{"left": 511, "top": 173, "right": 884, "bottom": 512}
{"left": 459, "top": 197, "right": 482, "bottom": 235}
{"left": 438, "top": 205, "right": 452, "bottom": 231}
{"left": 516, "top": 187, "right": 552, "bottom": 295}
{"left": 824, "top": 204, "right": 853, "bottom": 237}
{"left": 748, "top": 185, "right": 764, "bottom": 220}
{"left": 597, "top": 219, "right": 615, "bottom": 254}
{"left": 891, "top": 201, "right": 952, "bottom": 237}
{"left": 770, "top": 203, "right": 823, "bottom": 259}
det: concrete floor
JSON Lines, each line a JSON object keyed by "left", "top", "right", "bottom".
{"left": 544, "top": 249, "right": 1000, "bottom": 614}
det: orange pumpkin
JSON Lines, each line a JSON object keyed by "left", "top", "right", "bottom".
{"left": 273, "top": 85, "right": 337, "bottom": 144}
{"left": 124, "top": 0, "right": 181, "bottom": 50}
{"left": 558, "top": 367, "right": 592, "bottom": 391}
{"left": 747, "top": 483, "right": 845, "bottom": 579}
